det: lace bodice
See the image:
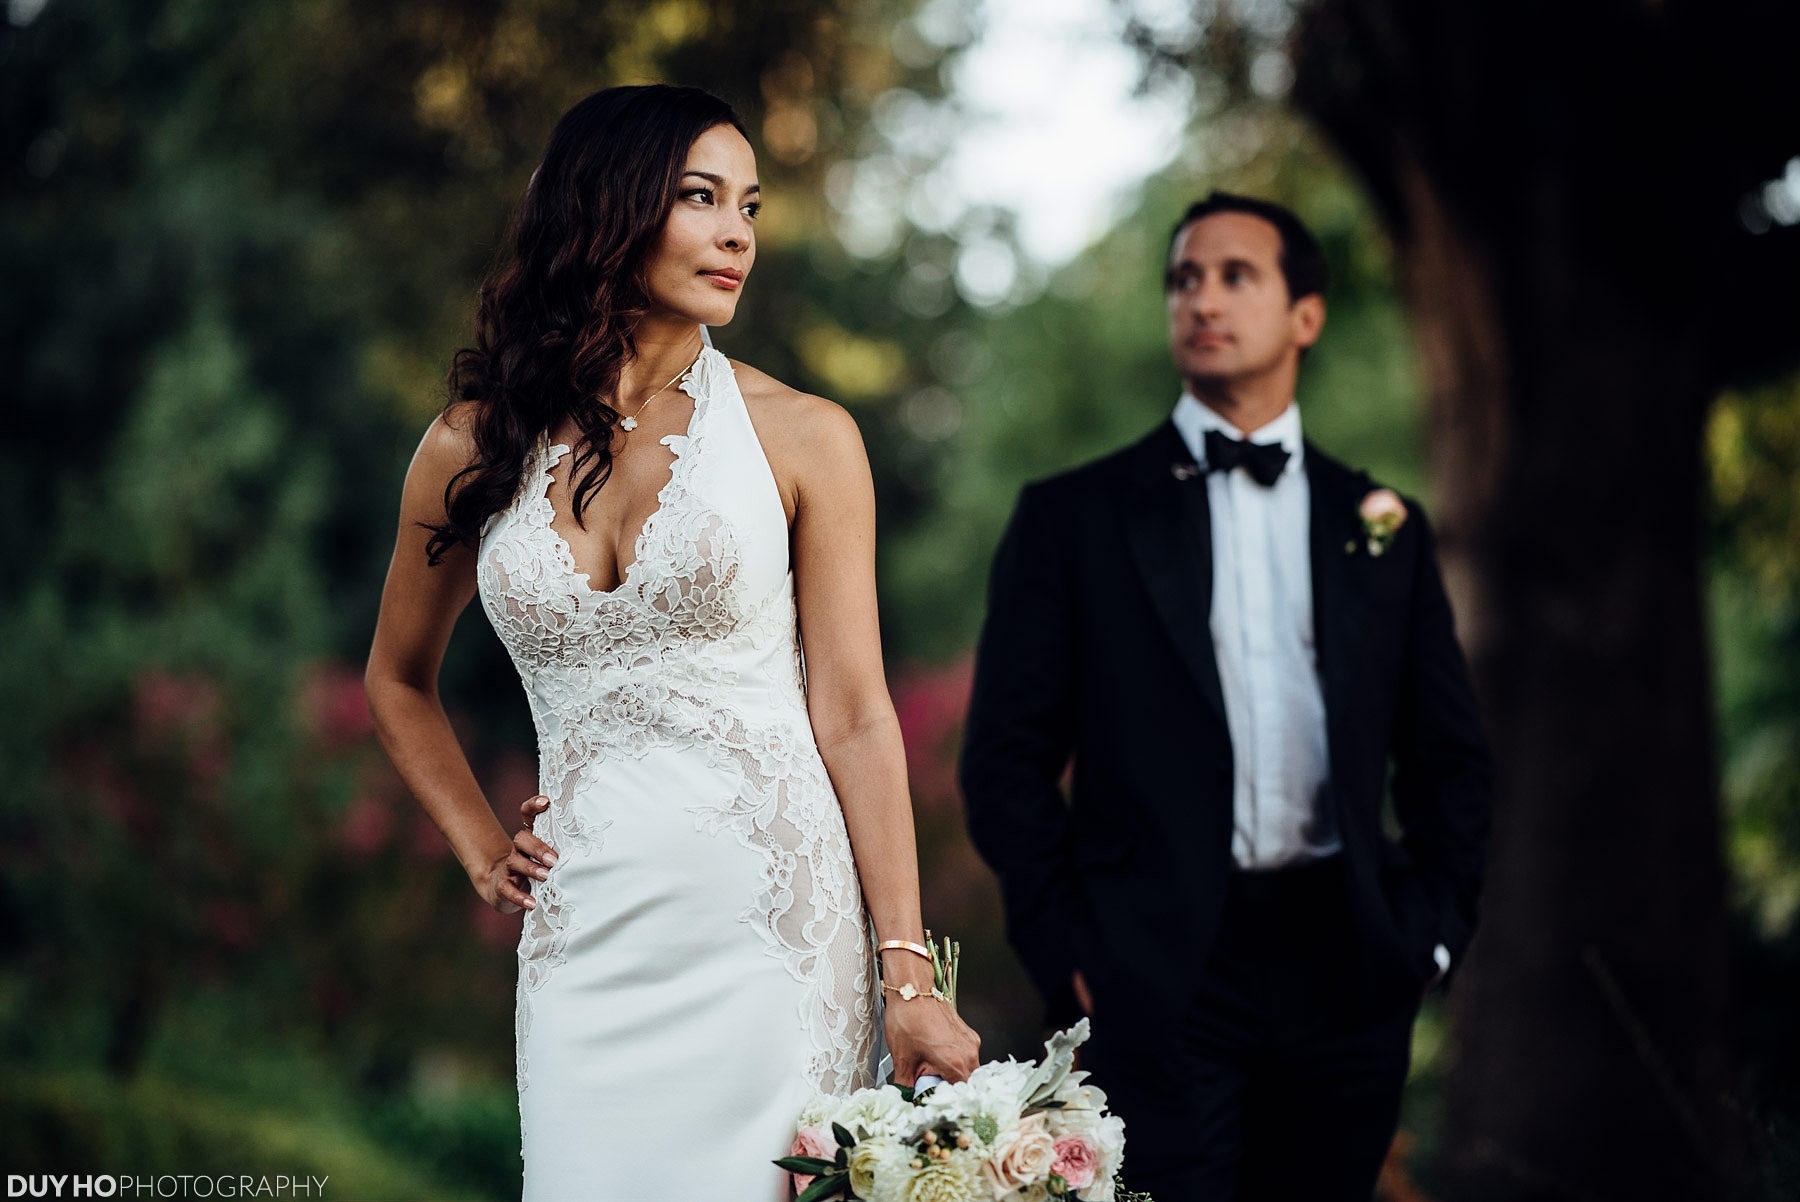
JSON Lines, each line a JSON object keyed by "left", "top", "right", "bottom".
{"left": 475, "top": 347, "right": 877, "bottom": 1100}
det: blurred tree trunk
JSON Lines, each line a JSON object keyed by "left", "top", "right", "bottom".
{"left": 1288, "top": 2, "right": 1800, "bottom": 1197}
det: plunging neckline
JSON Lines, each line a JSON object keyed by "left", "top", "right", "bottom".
{"left": 536, "top": 375, "right": 703, "bottom": 602}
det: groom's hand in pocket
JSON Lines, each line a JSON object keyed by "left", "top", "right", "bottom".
{"left": 1072, "top": 971, "right": 1095, "bottom": 1017}
{"left": 1065, "top": 972, "right": 1095, "bottom": 1071}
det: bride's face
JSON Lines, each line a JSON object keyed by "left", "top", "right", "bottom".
{"left": 641, "top": 123, "right": 759, "bottom": 327}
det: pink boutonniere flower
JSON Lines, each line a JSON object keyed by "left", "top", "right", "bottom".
{"left": 1350, "top": 488, "right": 1407, "bottom": 557}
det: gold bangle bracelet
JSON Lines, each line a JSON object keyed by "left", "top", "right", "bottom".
{"left": 876, "top": 939, "right": 933, "bottom": 961}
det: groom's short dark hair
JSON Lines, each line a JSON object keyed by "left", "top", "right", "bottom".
{"left": 1166, "top": 192, "right": 1328, "bottom": 304}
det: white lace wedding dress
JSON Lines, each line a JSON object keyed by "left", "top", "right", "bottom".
{"left": 475, "top": 346, "right": 882, "bottom": 1200}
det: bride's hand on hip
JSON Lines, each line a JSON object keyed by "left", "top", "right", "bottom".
{"left": 475, "top": 794, "right": 560, "bottom": 914}
{"left": 884, "top": 988, "right": 981, "bottom": 1086}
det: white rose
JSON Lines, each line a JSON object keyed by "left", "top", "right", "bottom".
{"left": 863, "top": 1145, "right": 909, "bottom": 1202}
{"left": 1045, "top": 1105, "right": 1099, "bottom": 1140}
{"left": 797, "top": 1095, "right": 834, "bottom": 1129}
{"left": 850, "top": 1140, "right": 901, "bottom": 1199}
{"left": 981, "top": 1113, "right": 1056, "bottom": 1200}
{"left": 1091, "top": 1114, "right": 1126, "bottom": 1189}
{"left": 1044, "top": 1082, "right": 1106, "bottom": 1139}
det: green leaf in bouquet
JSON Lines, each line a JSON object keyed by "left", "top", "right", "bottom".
{"left": 1021, "top": 1018, "right": 1091, "bottom": 1108}
{"left": 832, "top": 1121, "right": 856, "bottom": 1149}
{"left": 971, "top": 1115, "right": 998, "bottom": 1143}
{"left": 774, "top": 1155, "right": 840, "bottom": 1174}
{"left": 795, "top": 1170, "right": 853, "bottom": 1202}
{"left": 1047, "top": 1172, "right": 1068, "bottom": 1196}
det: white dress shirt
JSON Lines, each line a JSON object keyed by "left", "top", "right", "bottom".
{"left": 1171, "top": 393, "right": 1340, "bottom": 870}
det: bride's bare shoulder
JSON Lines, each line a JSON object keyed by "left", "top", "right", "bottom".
{"left": 728, "top": 359, "right": 866, "bottom": 521}
{"left": 418, "top": 399, "right": 483, "bottom": 467}
{"left": 402, "top": 400, "right": 485, "bottom": 519}
{"left": 729, "top": 358, "right": 864, "bottom": 458}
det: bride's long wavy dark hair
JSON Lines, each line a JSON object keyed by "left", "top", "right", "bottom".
{"left": 423, "top": 84, "right": 747, "bottom": 566}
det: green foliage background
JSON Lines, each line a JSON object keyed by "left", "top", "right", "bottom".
{"left": 3, "top": 1, "right": 1796, "bottom": 1197}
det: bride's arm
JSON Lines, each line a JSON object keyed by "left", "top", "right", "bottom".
{"left": 786, "top": 397, "right": 981, "bottom": 1085}
{"left": 364, "top": 406, "right": 552, "bottom": 913}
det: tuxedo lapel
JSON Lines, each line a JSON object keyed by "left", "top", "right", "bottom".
{"left": 1123, "top": 423, "right": 1229, "bottom": 730}
{"left": 1306, "top": 441, "right": 1369, "bottom": 753}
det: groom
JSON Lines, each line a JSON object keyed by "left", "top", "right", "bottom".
{"left": 960, "top": 192, "right": 1492, "bottom": 1200}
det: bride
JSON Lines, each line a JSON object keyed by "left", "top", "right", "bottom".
{"left": 363, "top": 84, "right": 980, "bottom": 1199}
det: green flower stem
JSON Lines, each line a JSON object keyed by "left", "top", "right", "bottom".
{"left": 924, "top": 929, "right": 960, "bottom": 1007}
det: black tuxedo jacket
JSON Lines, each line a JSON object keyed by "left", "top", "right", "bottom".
{"left": 959, "top": 420, "right": 1493, "bottom": 1029}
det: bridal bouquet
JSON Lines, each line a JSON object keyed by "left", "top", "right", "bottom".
{"left": 776, "top": 1018, "right": 1134, "bottom": 1202}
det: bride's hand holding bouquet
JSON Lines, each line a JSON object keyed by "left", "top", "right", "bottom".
{"left": 879, "top": 939, "right": 981, "bottom": 1089}
{"left": 780, "top": 936, "right": 1145, "bottom": 1202}
{"left": 779, "top": 1019, "right": 1137, "bottom": 1202}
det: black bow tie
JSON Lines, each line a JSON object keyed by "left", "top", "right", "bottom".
{"left": 1203, "top": 428, "right": 1291, "bottom": 487}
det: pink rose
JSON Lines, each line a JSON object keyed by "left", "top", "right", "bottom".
{"left": 789, "top": 1126, "right": 833, "bottom": 1195}
{"left": 1357, "top": 488, "right": 1408, "bottom": 556}
{"left": 1359, "top": 488, "right": 1407, "bottom": 526}
{"left": 1051, "top": 1133, "right": 1099, "bottom": 1191}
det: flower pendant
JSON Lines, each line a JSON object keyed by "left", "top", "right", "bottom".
{"left": 620, "top": 416, "right": 638, "bottom": 432}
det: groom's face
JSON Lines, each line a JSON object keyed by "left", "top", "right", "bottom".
{"left": 1165, "top": 212, "right": 1323, "bottom": 388}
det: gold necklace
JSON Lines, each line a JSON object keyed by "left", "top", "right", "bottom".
{"left": 619, "top": 350, "right": 703, "bottom": 432}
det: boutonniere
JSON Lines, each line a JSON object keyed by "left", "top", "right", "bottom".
{"left": 1347, "top": 488, "right": 1407, "bottom": 557}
